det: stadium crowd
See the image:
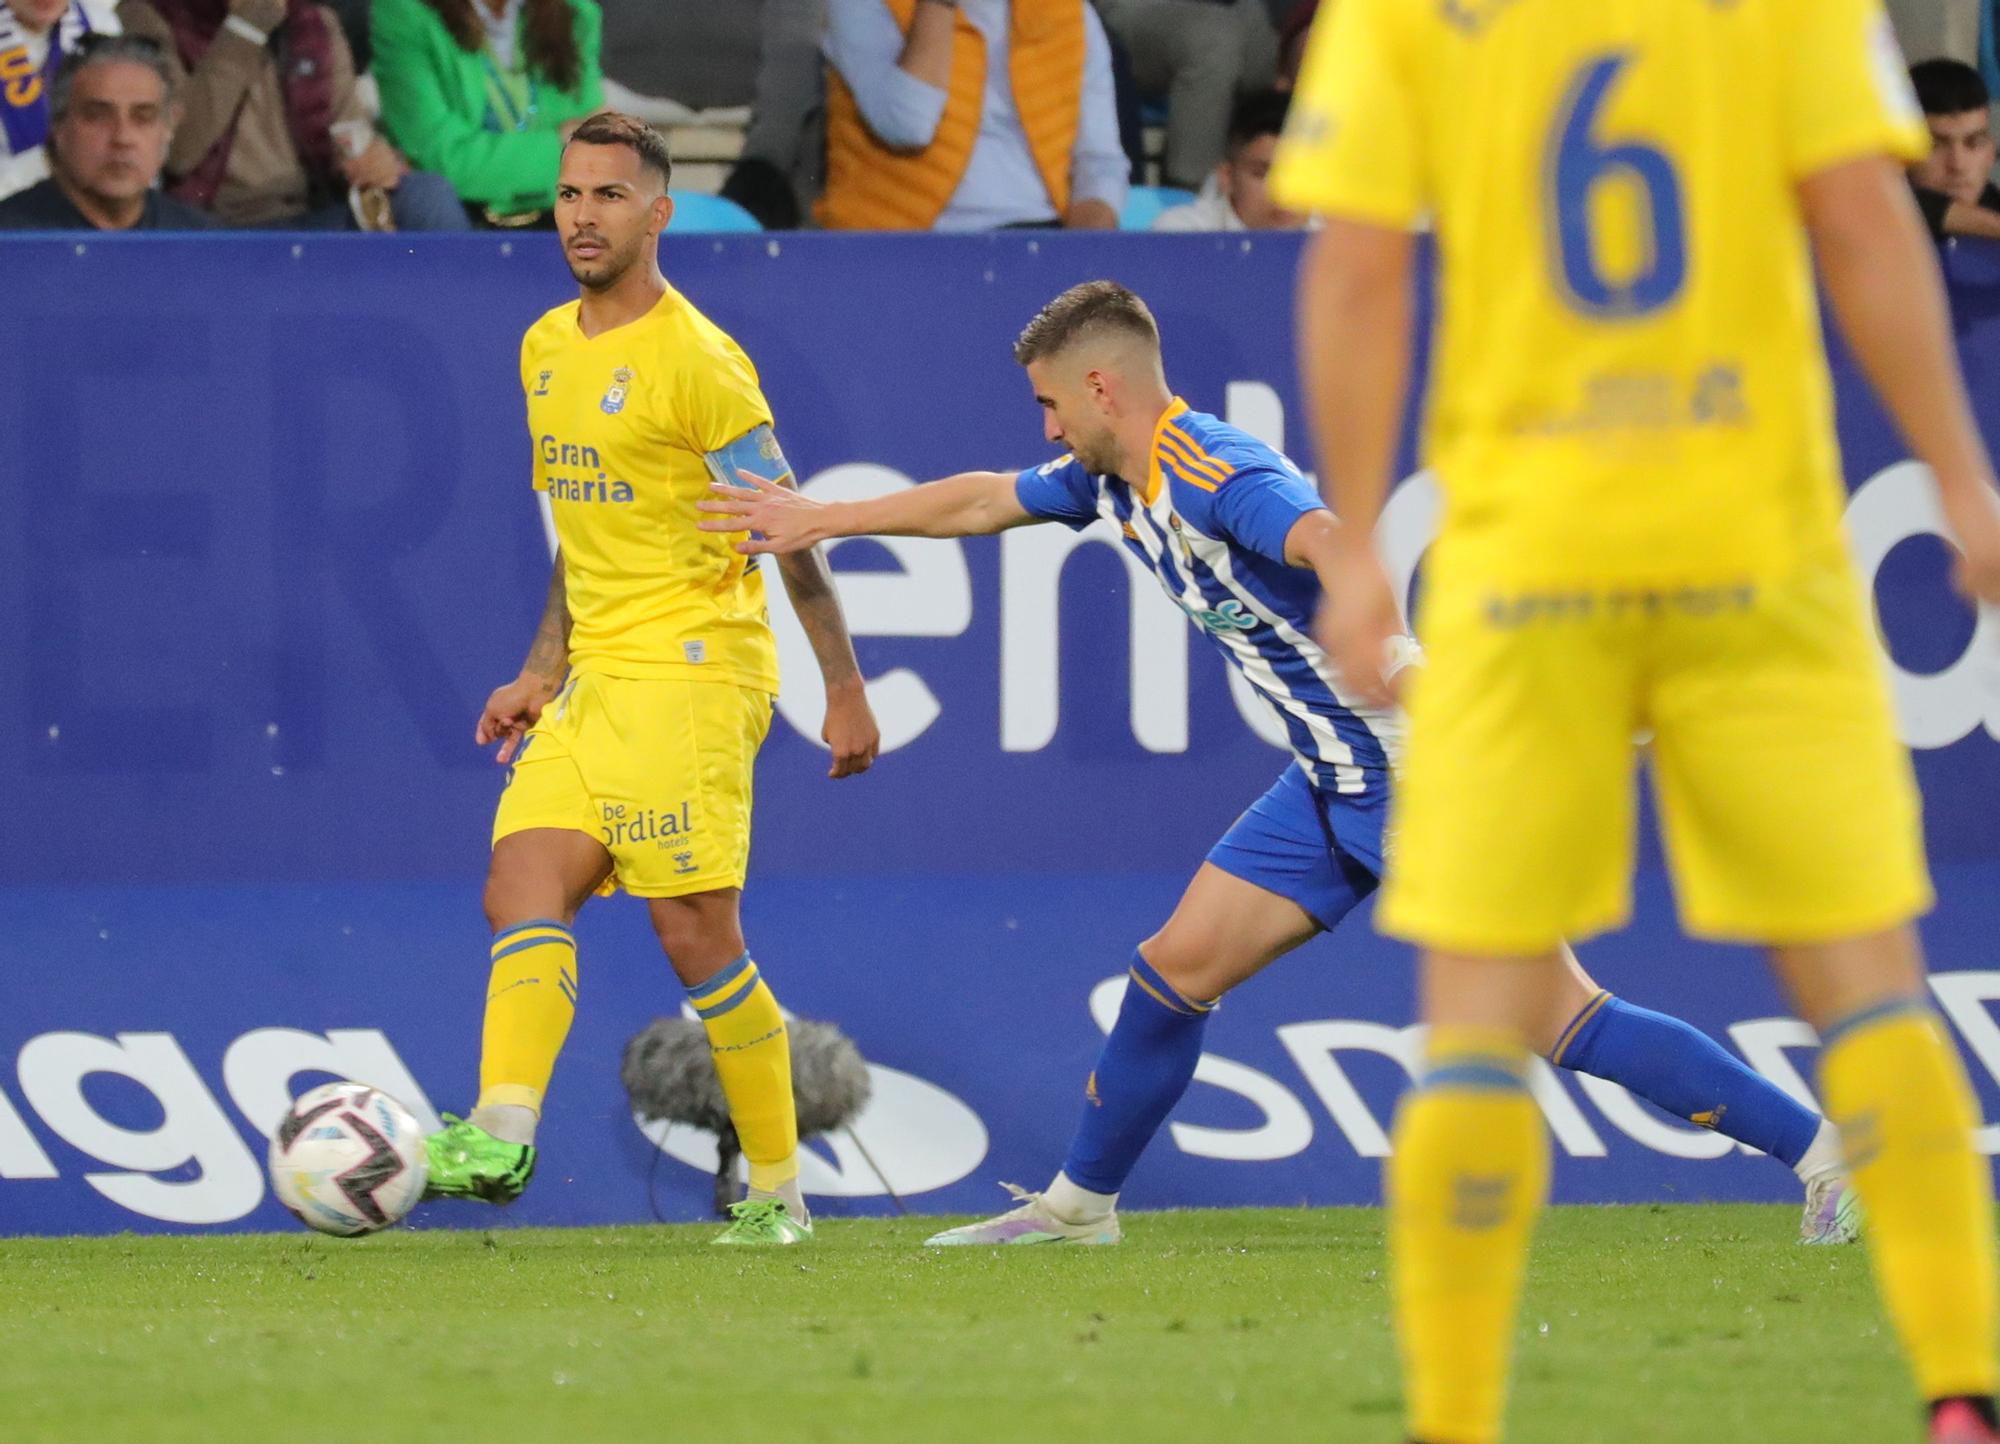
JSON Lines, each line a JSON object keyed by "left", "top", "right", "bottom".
{"left": 0, "top": 0, "right": 1992, "bottom": 237}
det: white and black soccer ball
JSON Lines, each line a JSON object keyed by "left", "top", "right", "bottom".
{"left": 268, "top": 1082, "right": 428, "bottom": 1237}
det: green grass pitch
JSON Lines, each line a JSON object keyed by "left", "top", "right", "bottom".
{"left": 0, "top": 1205, "right": 1918, "bottom": 1443}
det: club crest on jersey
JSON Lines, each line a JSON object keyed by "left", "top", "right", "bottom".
{"left": 1440, "top": 0, "right": 1519, "bottom": 32}
{"left": 533, "top": 369, "right": 552, "bottom": 396}
{"left": 600, "top": 366, "right": 634, "bottom": 415}
{"left": 1167, "top": 512, "right": 1195, "bottom": 566}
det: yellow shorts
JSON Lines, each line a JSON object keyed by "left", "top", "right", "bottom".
{"left": 1378, "top": 539, "right": 1932, "bottom": 953}
{"left": 492, "top": 673, "right": 774, "bottom": 898}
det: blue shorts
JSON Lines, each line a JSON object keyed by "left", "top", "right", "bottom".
{"left": 1206, "top": 764, "right": 1388, "bottom": 932}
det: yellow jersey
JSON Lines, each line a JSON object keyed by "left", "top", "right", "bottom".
{"left": 1270, "top": 0, "right": 1929, "bottom": 588}
{"left": 520, "top": 285, "right": 781, "bottom": 692}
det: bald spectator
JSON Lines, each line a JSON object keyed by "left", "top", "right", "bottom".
{"left": 0, "top": 34, "right": 211, "bottom": 226}
{"left": 820, "top": 0, "right": 1125, "bottom": 231}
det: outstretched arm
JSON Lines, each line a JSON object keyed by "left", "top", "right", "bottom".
{"left": 698, "top": 468, "right": 1038, "bottom": 553}
{"left": 477, "top": 551, "right": 570, "bottom": 763}
{"left": 1802, "top": 155, "right": 2000, "bottom": 603}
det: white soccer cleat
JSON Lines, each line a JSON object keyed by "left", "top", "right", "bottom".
{"left": 1800, "top": 1171, "right": 1862, "bottom": 1245}
{"left": 924, "top": 1182, "right": 1123, "bottom": 1247}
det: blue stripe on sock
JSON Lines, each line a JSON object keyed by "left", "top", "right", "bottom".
{"left": 491, "top": 931, "right": 575, "bottom": 964}
{"left": 1129, "top": 953, "right": 1217, "bottom": 1015}
{"left": 1821, "top": 995, "right": 1936, "bottom": 1049}
{"left": 1423, "top": 1063, "right": 1529, "bottom": 1093}
{"left": 687, "top": 953, "right": 753, "bottom": 1003}
{"left": 694, "top": 978, "right": 760, "bottom": 1020}
{"left": 492, "top": 918, "right": 571, "bottom": 947}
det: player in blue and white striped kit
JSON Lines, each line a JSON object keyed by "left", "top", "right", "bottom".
{"left": 700, "top": 280, "right": 1856, "bottom": 1246}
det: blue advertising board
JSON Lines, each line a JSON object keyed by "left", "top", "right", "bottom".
{"left": 1, "top": 231, "right": 1996, "bottom": 1235}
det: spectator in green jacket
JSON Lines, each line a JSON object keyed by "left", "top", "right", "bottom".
{"left": 371, "top": 0, "right": 602, "bottom": 225}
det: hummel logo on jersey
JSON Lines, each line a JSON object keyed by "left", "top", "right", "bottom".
{"left": 533, "top": 369, "right": 552, "bottom": 396}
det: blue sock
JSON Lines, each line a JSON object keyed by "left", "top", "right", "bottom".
{"left": 1553, "top": 992, "right": 1820, "bottom": 1168}
{"left": 1059, "top": 951, "right": 1217, "bottom": 1195}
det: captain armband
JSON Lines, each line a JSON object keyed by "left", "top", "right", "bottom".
{"left": 703, "top": 424, "right": 794, "bottom": 491}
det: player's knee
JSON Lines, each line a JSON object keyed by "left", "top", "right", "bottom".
{"left": 648, "top": 895, "right": 744, "bottom": 976}
{"left": 1138, "top": 931, "right": 1227, "bottom": 1004}
{"left": 482, "top": 862, "right": 568, "bottom": 933}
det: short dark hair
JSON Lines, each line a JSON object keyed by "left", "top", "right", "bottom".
{"left": 1013, "top": 281, "right": 1160, "bottom": 366}
{"left": 564, "top": 112, "right": 673, "bottom": 191}
{"left": 50, "top": 34, "right": 173, "bottom": 125}
{"left": 1226, "top": 89, "right": 1290, "bottom": 158}
{"left": 1910, "top": 58, "right": 1990, "bottom": 118}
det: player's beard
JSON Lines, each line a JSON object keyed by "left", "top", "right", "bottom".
{"left": 1070, "top": 428, "right": 1118, "bottom": 478}
{"left": 566, "top": 233, "right": 641, "bottom": 291}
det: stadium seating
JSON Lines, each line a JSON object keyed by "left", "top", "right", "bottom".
{"left": 668, "top": 192, "right": 763, "bottom": 232}
{"left": 1120, "top": 185, "right": 1198, "bottom": 231}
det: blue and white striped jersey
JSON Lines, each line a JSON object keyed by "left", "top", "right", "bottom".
{"left": 1014, "top": 399, "right": 1403, "bottom": 799}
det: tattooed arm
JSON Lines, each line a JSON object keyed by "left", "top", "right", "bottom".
{"left": 476, "top": 550, "right": 571, "bottom": 764}
{"left": 772, "top": 541, "right": 881, "bottom": 778}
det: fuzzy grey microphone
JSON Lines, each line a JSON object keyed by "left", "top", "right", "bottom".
{"left": 621, "top": 1017, "right": 873, "bottom": 1215}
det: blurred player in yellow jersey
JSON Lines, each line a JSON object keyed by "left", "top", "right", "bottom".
{"left": 420, "top": 114, "right": 881, "bottom": 1246}
{"left": 1273, "top": 0, "right": 2000, "bottom": 1439}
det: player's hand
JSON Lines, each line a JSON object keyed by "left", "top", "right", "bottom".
{"left": 1315, "top": 547, "right": 1405, "bottom": 709}
{"left": 822, "top": 677, "right": 880, "bottom": 779}
{"left": 476, "top": 674, "right": 559, "bottom": 765}
{"left": 1940, "top": 480, "right": 2000, "bottom": 608}
{"left": 697, "top": 469, "right": 828, "bottom": 555}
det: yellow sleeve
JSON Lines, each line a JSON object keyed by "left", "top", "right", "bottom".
{"left": 675, "top": 336, "right": 776, "bottom": 457}
{"left": 1267, "top": 0, "right": 1426, "bottom": 227}
{"left": 1782, "top": 0, "right": 1929, "bottom": 179}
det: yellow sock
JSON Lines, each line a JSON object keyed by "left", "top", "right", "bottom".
{"left": 476, "top": 918, "right": 578, "bottom": 1115}
{"left": 1820, "top": 1000, "right": 1998, "bottom": 1402}
{"left": 688, "top": 955, "right": 798, "bottom": 1193}
{"left": 1390, "top": 1028, "right": 1550, "bottom": 1444}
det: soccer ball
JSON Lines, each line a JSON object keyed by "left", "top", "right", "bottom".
{"left": 268, "top": 1082, "right": 428, "bottom": 1237}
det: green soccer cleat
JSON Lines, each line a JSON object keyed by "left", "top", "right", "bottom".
{"left": 711, "top": 1197, "right": 814, "bottom": 1246}
{"left": 421, "top": 1115, "right": 536, "bottom": 1203}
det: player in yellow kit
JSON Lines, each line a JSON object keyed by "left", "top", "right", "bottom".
{"left": 1273, "top": 0, "right": 2000, "bottom": 1439}
{"left": 421, "top": 114, "right": 881, "bottom": 1246}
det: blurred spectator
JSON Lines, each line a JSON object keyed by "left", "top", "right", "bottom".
{"left": 371, "top": 0, "right": 603, "bottom": 226}
{"left": 821, "top": 0, "right": 1125, "bottom": 231}
{"left": 0, "top": 33, "right": 211, "bottom": 226}
{"left": 321, "top": 0, "right": 363, "bottom": 68}
{"left": 593, "top": 0, "right": 826, "bottom": 230}
{"left": 1908, "top": 58, "right": 2000, "bottom": 244}
{"left": 1273, "top": 0, "right": 1312, "bottom": 92}
{"left": 1095, "top": 0, "right": 1276, "bottom": 191}
{"left": 724, "top": 0, "right": 826, "bottom": 229}
{"left": 0, "top": 0, "right": 119, "bottom": 199}
{"left": 119, "top": 0, "right": 468, "bottom": 228}
{"left": 1151, "top": 87, "right": 1299, "bottom": 230}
